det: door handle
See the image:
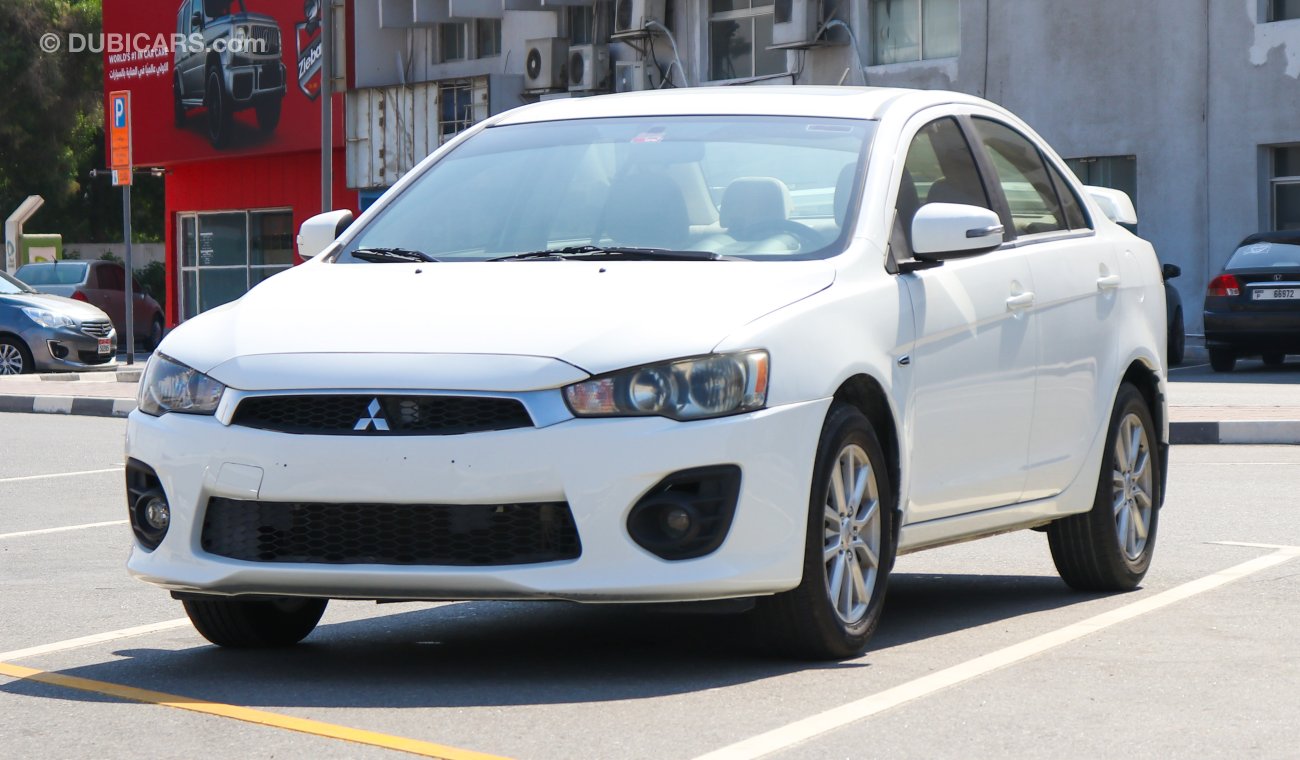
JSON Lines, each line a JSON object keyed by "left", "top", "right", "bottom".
{"left": 1097, "top": 274, "right": 1121, "bottom": 291}
{"left": 1006, "top": 292, "right": 1035, "bottom": 311}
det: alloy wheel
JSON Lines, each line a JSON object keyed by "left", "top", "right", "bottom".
{"left": 822, "top": 443, "right": 881, "bottom": 624}
{"left": 0, "top": 342, "right": 25, "bottom": 375}
{"left": 1111, "top": 412, "right": 1153, "bottom": 561}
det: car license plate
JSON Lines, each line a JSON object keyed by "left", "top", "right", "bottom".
{"left": 1252, "top": 288, "right": 1299, "bottom": 300}
{"left": 98, "top": 338, "right": 111, "bottom": 355}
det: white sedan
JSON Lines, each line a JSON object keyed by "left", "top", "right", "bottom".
{"left": 127, "top": 87, "right": 1168, "bottom": 659}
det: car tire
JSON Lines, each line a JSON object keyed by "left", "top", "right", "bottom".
{"left": 173, "top": 75, "right": 186, "bottom": 128}
{"left": 1048, "top": 383, "right": 1160, "bottom": 591}
{"left": 754, "top": 403, "right": 895, "bottom": 660}
{"left": 256, "top": 97, "right": 282, "bottom": 133}
{"left": 182, "top": 597, "right": 327, "bottom": 648}
{"left": 1209, "top": 348, "right": 1236, "bottom": 373}
{"left": 1262, "top": 352, "right": 1286, "bottom": 368}
{"left": 1168, "top": 308, "right": 1185, "bottom": 366}
{"left": 205, "top": 68, "right": 233, "bottom": 148}
{"left": 146, "top": 316, "right": 165, "bottom": 352}
{"left": 0, "top": 336, "right": 34, "bottom": 375}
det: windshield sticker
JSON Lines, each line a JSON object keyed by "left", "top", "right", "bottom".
{"left": 1246, "top": 243, "right": 1271, "bottom": 255}
{"left": 631, "top": 128, "right": 666, "bottom": 144}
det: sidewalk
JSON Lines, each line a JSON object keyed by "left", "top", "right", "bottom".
{"left": 2, "top": 359, "right": 1298, "bottom": 444}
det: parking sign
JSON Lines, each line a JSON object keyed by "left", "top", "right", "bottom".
{"left": 108, "top": 90, "right": 132, "bottom": 186}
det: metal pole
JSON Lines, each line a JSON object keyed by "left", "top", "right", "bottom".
{"left": 320, "top": 0, "right": 333, "bottom": 213}
{"left": 123, "top": 183, "right": 135, "bottom": 366}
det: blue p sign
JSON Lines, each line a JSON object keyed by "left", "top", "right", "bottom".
{"left": 113, "top": 97, "right": 126, "bottom": 128}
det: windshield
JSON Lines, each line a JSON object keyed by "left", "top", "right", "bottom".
{"left": 0, "top": 269, "right": 35, "bottom": 295}
{"left": 338, "top": 115, "right": 876, "bottom": 262}
{"left": 15, "top": 262, "right": 88, "bottom": 286}
{"left": 1227, "top": 241, "right": 1300, "bottom": 269}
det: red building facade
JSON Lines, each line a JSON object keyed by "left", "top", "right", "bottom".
{"left": 104, "top": 0, "right": 358, "bottom": 327}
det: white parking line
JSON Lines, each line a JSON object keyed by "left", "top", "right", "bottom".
{"left": 692, "top": 546, "right": 1300, "bottom": 760}
{"left": 0, "top": 618, "right": 192, "bottom": 663}
{"left": 0, "top": 466, "right": 123, "bottom": 484}
{"left": 0, "top": 520, "right": 128, "bottom": 540}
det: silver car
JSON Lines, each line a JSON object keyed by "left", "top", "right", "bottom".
{"left": 0, "top": 269, "right": 118, "bottom": 375}
{"left": 15, "top": 260, "right": 165, "bottom": 350}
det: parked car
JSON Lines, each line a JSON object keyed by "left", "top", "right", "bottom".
{"left": 1203, "top": 231, "right": 1300, "bottom": 372}
{"left": 173, "top": 0, "right": 286, "bottom": 147}
{"left": 1163, "top": 263, "right": 1185, "bottom": 365}
{"left": 0, "top": 269, "right": 117, "bottom": 375}
{"left": 127, "top": 87, "right": 1169, "bottom": 659}
{"left": 15, "top": 261, "right": 164, "bottom": 350}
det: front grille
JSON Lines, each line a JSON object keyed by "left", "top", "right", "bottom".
{"left": 231, "top": 395, "right": 534, "bottom": 436}
{"left": 250, "top": 25, "right": 280, "bottom": 55}
{"left": 201, "top": 498, "right": 581, "bottom": 566}
{"left": 81, "top": 320, "right": 112, "bottom": 338}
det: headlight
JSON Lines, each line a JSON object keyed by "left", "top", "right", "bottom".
{"left": 232, "top": 25, "right": 249, "bottom": 43}
{"left": 138, "top": 354, "right": 226, "bottom": 417}
{"left": 564, "top": 351, "right": 769, "bottom": 421}
{"left": 20, "top": 307, "right": 76, "bottom": 329}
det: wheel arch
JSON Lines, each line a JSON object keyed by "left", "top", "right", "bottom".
{"left": 831, "top": 373, "right": 902, "bottom": 530}
{"left": 1120, "top": 359, "right": 1168, "bottom": 509}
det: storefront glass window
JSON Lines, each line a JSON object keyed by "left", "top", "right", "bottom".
{"left": 178, "top": 209, "right": 294, "bottom": 321}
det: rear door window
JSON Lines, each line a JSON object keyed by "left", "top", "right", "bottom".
{"left": 972, "top": 118, "right": 1067, "bottom": 236}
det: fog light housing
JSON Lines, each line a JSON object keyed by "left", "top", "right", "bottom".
{"left": 627, "top": 465, "right": 741, "bottom": 560}
{"left": 46, "top": 341, "right": 69, "bottom": 360}
{"left": 127, "top": 459, "right": 169, "bottom": 551}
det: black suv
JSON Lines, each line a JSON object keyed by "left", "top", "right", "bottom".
{"left": 174, "top": 0, "right": 286, "bottom": 147}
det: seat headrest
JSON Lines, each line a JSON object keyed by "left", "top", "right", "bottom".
{"left": 719, "top": 177, "right": 791, "bottom": 240}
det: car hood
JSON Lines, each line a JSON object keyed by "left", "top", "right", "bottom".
{"left": 0, "top": 291, "right": 112, "bottom": 322}
{"left": 164, "top": 260, "right": 835, "bottom": 387}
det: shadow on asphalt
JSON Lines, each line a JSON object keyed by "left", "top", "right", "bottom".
{"left": 2, "top": 572, "right": 1110, "bottom": 709}
{"left": 1169, "top": 357, "right": 1300, "bottom": 383}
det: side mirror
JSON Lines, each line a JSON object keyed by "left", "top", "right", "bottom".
{"left": 1162, "top": 263, "right": 1181, "bottom": 281}
{"left": 191, "top": 11, "right": 204, "bottom": 29}
{"left": 911, "top": 203, "right": 1004, "bottom": 260}
{"left": 1086, "top": 186, "right": 1138, "bottom": 225}
{"left": 297, "top": 210, "right": 354, "bottom": 260}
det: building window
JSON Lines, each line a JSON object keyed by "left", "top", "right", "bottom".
{"left": 568, "top": 6, "right": 595, "bottom": 45}
{"left": 439, "top": 81, "right": 474, "bottom": 142}
{"left": 1269, "top": 0, "right": 1300, "bottom": 21}
{"left": 476, "top": 18, "right": 502, "bottom": 58}
{"left": 1066, "top": 155, "right": 1137, "bottom": 210}
{"left": 871, "top": 0, "right": 959, "bottom": 65}
{"left": 439, "top": 23, "right": 468, "bottom": 62}
{"left": 178, "top": 210, "right": 294, "bottom": 321}
{"left": 1272, "top": 146, "right": 1300, "bottom": 230}
{"left": 708, "top": 0, "right": 786, "bottom": 81}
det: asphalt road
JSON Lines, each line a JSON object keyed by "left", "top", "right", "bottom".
{"left": 2, "top": 413, "right": 1298, "bottom": 759}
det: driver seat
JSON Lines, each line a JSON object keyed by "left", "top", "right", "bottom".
{"left": 719, "top": 177, "right": 792, "bottom": 241}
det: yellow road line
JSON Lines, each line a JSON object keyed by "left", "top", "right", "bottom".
{"left": 0, "top": 661, "right": 511, "bottom": 760}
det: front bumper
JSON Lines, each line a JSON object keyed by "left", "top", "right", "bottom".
{"left": 20, "top": 323, "right": 118, "bottom": 372}
{"left": 225, "top": 60, "right": 285, "bottom": 105}
{"left": 125, "top": 397, "right": 829, "bottom": 602}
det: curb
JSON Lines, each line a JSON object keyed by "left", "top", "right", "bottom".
{"left": 1170, "top": 420, "right": 1300, "bottom": 445}
{"left": 0, "top": 395, "right": 135, "bottom": 419}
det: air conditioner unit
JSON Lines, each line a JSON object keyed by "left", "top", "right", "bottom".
{"left": 613, "top": 0, "right": 665, "bottom": 38}
{"left": 569, "top": 44, "right": 610, "bottom": 92}
{"left": 524, "top": 37, "right": 569, "bottom": 92}
{"left": 771, "top": 0, "right": 821, "bottom": 48}
{"left": 613, "top": 60, "right": 649, "bottom": 92}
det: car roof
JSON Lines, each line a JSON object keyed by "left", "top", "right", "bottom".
{"left": 1239, "top": 230, "right": 1300, "bottom": 247}
{"left": 491, "top": 86, "right": 995, "bottom": 125}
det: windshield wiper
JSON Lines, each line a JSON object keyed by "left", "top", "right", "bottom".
{"left": 351, "top": 247, "right": 441, "bottom": 263}
{"left": 489, "top": 245, "right": 732, "bottom": 262}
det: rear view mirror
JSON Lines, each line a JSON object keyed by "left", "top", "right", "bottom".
{"left": 1086, "top": 186, "right": 1138, "bottom": 225}
{"left": 297, "top": 210, "right": 354, "bottom": 260}
{"left": 911, "top": 203, "right": 1005, "bottom": 261}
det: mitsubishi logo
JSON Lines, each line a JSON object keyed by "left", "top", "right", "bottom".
{"left": 354, "top": 399, "right": 390, "bottom": 432}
